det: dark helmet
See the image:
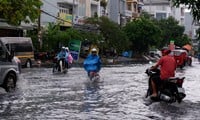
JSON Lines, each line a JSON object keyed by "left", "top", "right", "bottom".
{"left": 161, "top": 47, "right": 171, "bottom": 55}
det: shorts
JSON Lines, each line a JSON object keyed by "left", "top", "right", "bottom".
{"left": 151, "top": 75, "right": 164, "bottom": 86}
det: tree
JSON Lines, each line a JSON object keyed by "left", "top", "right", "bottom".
{"left": 124, "top": 17, "right": 161, "bottom": 54}
{"left": 100, "top": 0, "right": 107, "bottom": 9}
{"left": 37, "top": 23, "right": 83, "bottom": 51}
{"left": 153, "top": 16, "right": 190, "bottom": 47}
{"left": 0, "top": 0, "right": 42, "bottom": 25}
{"left": 98, "top": 17, "right": 129, "bottom": 53}
{"left": 176, "top": 34, "right": 191, "bottom": 47}
{"left": 86, "top": 16, "right": 129, "bottom": 54}
{"left": 171, "top": 0, "right": 200, "bottom": 21}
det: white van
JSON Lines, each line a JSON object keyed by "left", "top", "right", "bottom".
{"left": 0, "top": 38, "right": 19, "bottom": 92}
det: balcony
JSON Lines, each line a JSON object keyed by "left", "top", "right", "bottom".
{"left": 127, "top": 0, "right": 138, "bottom": 3}
{"left": 125, "top": 10, "right": 132, "bottom": 17}
{"left": 91, "top": 0, "right": 100, "bottom": 5}
{"left": 138, "top": 0, "right": 144, "bottom": 6}
{"left": 58, "top": 0, "right": 78, "bottom": 6}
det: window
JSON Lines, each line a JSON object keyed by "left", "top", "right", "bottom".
{"left": 0, "top": 43, "right": 6, "bottom": 60}
{"left": 156, "top": 13, "right": 167, "bottom": 20}
{"left": 9, "top": 43, "right": 33, "bottom": 52}
{"left": 127, "top": 3, "right": 131, "bottom": 11}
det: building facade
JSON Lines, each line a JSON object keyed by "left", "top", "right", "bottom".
{"left": 184, "top": 12, "right": 200, "bottom": 52}
{"left": 107, "top": 0, "right": 143, "bottom": 25}
{"left": 142, "top": 0, "right": 185, "bottom": 25}
{"left": 40, "top": 0, "right": 100, "bottom": 27}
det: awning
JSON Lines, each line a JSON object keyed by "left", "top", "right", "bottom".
{"left": 182, "top": 44, "right": 192, "bottom": 51}
{"left": 0, "top": 21, "right": 35, "bottom": 30}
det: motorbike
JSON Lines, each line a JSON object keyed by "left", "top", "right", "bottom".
{"left": 52, "top": 57, "right": 68, "bottom": 74}
{"left": 145, "top": 67, "right": 186, "bottom": 103}
{"left": 88, "top": 71, "right": 100, "bottom": 83}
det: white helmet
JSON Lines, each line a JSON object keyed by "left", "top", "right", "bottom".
{"left": 62, "top": 46, "right": 65, "bottom": 49}
{"left": 65, "top": 47, "right": 69, "bottom": 51}
{"left": 91, "top": 48, "right": 97, "bottom": 52}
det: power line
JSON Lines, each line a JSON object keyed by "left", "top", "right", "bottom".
{"left": 41, "top": 10, "right": 72, "bottom": 24}
{"left": 42, "top": 0, "right": 60, "bottom": 10}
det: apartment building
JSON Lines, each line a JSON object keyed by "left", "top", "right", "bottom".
{"left": 107, "top": 0, "right": 143, "bottom": 25}
{"left": 41, "top": 0, "right": 100, "bottom": 27}
{"left": 126, "top": 0, "right": 143, "bottom": 19}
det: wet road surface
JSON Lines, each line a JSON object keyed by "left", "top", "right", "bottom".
{"left": 0, "top": 59, "right": 200, "bottom": 120}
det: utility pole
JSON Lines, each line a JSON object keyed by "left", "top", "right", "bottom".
{"left": 72, "top": 0, "right": 75, "bottom": 27}
{"left": 38, "top": 8, "right": 42, "bottom": 49}
{"left": 118, "top": 0, "right": 121, "bottom": 26}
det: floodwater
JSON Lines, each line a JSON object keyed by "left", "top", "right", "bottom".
{"left": 0, "top": 59, "right": 200, "bottom": 120}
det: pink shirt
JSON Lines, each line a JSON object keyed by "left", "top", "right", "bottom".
{"left": 68, "top": 53, "right": 73, "bottom": 64}
{"left": 156, "top": 55, "right": 176, "bottom": 80}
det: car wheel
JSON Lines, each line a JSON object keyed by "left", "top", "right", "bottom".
{"left": 3, "top": 73, "right": 16, "bottom": 92}
{"left": 26, "top": 60, "right": 32, "bottom": 68}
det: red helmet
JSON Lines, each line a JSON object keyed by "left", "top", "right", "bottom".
{"left": 161, "top": 47, "right": 171, "bottom": 55}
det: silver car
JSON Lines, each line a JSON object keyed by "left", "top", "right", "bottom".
{"left": 0, "top": 39, "right": 19, "bottom": 92}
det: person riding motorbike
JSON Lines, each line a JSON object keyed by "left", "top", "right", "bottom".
{"left": 56, "top": 46, "right": 69, "bottom": 68}
{"left": 83, "top": 48, "right": 101, "bottom": 78}
{"left": 65, "top": 47, "right": 73, "bottom": 68}
{"left": 150, "top": 47, "right": 176, "bottom": 99}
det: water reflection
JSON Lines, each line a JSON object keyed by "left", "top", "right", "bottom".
{"left": 0, "top": 63, "right": 200, "bottom": 119}
{"left": 83, "top": 81, "right": 103, "bottom": 113}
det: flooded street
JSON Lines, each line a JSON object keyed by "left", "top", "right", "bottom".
{"left": 0, "top": 59, "right": 200, "bottom": 120}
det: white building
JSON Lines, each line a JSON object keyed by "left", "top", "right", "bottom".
{"left": 184, "top": 12, "right": 199, "bottom": 40}
{"left": 184, "top": 12, "right": 200, "bottom": 52}
{"left": 107, "top": 0, "right": 144, "bottom": 25}
{"left": 40, "top": 0, "right": 100, "bottom": 27}
{"left": 142, "top": 0, "right": 185, "bottom": 25}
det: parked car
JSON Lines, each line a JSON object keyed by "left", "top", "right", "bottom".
{"left": 171, "top": 49, "right": 192, "bottom": 69}
{"left": 0, "top": 38, "right": 20, "bottom": 92}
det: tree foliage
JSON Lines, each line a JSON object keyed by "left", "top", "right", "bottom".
{"left": 0, "top": 0, "right": 42, "bottom": 25}
{"left": 38, "top": 23, "right": 83, "bottom": 51}
{"left": 100, "top": 0, "right": 107, "bottom": 9}
{"left": 124, "top": 17, "right": 161, "bottom": 54}
{"left": 86, "top": 16, "right": 129, "bottom": 53}
{"left": 171, "top": 0, "right": 200, "bottom": 21}
{"left": 153, "top": 16, "right": 190, "bottom": 47}
{"left": 176, "top": 34, "right": 191, "bottom": 47}
{"left": 98, "top": 17, "right": 129, "bottom": 52}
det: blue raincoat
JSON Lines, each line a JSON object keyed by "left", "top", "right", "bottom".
{"left": 56, "top": 50, "right": 69, "bottom": 63}
{"left": 83, "top": 54, "right": 101, "bottom": 73}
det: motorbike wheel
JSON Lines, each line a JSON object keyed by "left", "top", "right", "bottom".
{"left": 59, "top": 60, "right": 63, "bottom": 73}
{"left": 52, "top": 64, "right": 57, "bottom": 73}
{"left": 177, "top": 99, "right": 182, "bottom": 103}
{"left": 63, "top": 67, "right": 67, "bottom": 74}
